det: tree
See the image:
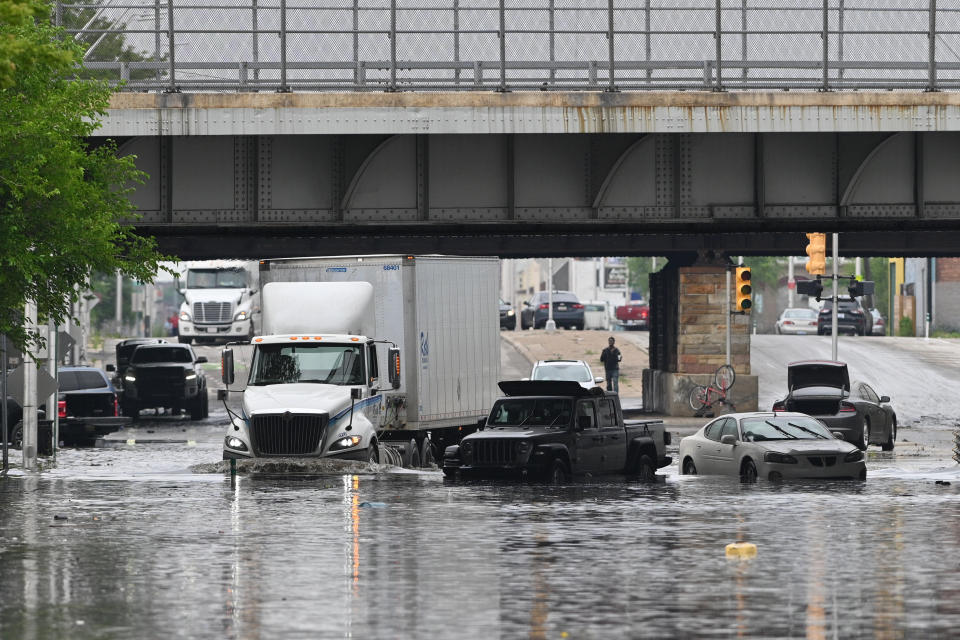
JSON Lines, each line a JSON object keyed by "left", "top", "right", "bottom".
{"left": 0, "top": 0, "right": 72, "bottom": 89}
{"left": 0, "top": 18, "right": 172, "bottom": 353}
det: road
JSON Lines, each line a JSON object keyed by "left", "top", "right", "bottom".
{"left": 0, "top": 335, "right": 958, "bottom": 639}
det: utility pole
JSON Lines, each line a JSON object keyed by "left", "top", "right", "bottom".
{"left": 787, "top": 256, "right": 795, "bottom": 308}
{"left": 725, "top": 263, "right": 731, "bottom": 367}
{"left": 546, "top": 258, "right": 556, "bottom": 332}
{"left": 22, "top": 300, "right": 38, "bottom": 471}
{"left": 831, "top": 233, "right": 839, "bottom": 361}
{"left": 47, "top": 320, "right": 58, "bottom": 460}
{"left": 115, "top": 272, "right": 123, "bottom": 334}
{"left": 1, "top": 334, "right": 8, "bottom": 473}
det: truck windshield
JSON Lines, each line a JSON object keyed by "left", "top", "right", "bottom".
{"left": 488, "top": 398, "right": 572, "bottom": 428}
{"left": 249, "top": 344, "right": 364, "bottom": 386}
{"left": 132, "top": 347, "right": 193, "bottom": 364}
{"left": 186, "top": 268, "right": 247, "bottom": 289}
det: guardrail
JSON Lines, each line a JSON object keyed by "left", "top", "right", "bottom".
{"left": 57, "top": 0, "right": 960, "bottom": 92}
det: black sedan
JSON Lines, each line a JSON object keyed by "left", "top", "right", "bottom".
{"left": 520, "top": 291, "right": 585, "bottom": 330}
{"left": 499, "top": 299, "right": 516, "bottom": 330}
{"left": 772, "top": 361, "right": 896, "bottom": 451}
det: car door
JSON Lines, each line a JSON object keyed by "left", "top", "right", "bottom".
{"left": 596, "top": 398, "right": 626, "bottom": 472}
{"left": 713, "top": 418, "right": 741, "bottom": 476}
{"left": 857, "top": 383, "right": 887, "bottom": 441}
{"left": 695, "top": 418, "right": 725, "bottom": 474}
{"left": 572, "top": 400, "right": 603, "bottom": 473}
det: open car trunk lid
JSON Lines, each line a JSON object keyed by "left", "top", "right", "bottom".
{"left": 787, "top": 361, "right": 850, "bottom": 392}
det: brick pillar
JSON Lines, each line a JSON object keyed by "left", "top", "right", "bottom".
{"left": 677, "top": 266, "right": 750, "bottom": 376}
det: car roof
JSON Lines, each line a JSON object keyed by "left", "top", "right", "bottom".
{"left": 535, "top": 359, "right": 587, "bottom": 365}
{"left": 710, "top": 411, "right": 812, "bottom": 421}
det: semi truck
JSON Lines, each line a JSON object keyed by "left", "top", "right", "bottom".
{"left": 219, "top": 255, "right": 501, "bottom": 466}
{"left": 176, "top": 261, "right": 259, "bottom": 345}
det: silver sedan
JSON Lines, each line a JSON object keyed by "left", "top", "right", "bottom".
{"left": 775, "top": 307, "right": 819, "bottom": 335}
{"left": 678, "top": 412, "right": 866, "bottom": 482}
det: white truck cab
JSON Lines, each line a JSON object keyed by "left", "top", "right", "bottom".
{"left": 177, "top": 262, "right": 258, "bottom": 345}
{"left": 221, "top": 282, "right": 399, "bottom": 461}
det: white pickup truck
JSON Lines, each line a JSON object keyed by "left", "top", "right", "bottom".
{"left": 220, "top": 255, "right": 501, "bottom": 467}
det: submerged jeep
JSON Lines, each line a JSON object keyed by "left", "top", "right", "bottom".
{"left": 443, "top": 380, "right": 671, "bottom": 482}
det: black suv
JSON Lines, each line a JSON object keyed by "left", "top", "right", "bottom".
{"left": 817, "top": 299, "right": 872, "bottom": 336}
{"left": 121, "top": 344, "right": 209, "bottom": 420}
{"left": 520, "top": 291, "right": 585, "bottom": 330}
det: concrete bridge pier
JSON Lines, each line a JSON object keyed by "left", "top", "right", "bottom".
{"left": 643, "top": 254, "right": 759, "bottom": 417}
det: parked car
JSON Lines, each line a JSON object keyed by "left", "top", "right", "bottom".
{"left": 870, "top": 308, "right": 886, "bottom": 336}
{"left": 678, "top": 412, "right": 866, "bottom": 482}
{"left": 817, "top": 299, "right": 871, "bottom": 336}
{"left": 499, "top": 298, "right": 516, "bottom": 330}
{"left": 583, "top": 301, "right": 611, "bottom": 330}
{"left": 529, "top": 360, "right": 604, "bottom": 390}
{"left": 775, "top": 307, "right": 818, "bottom": 335}
{"left": 520, "top": 291, "right": 585, "bottom": 330}
{"left": 443, "top": 380, "right": 670, "bottom": 482}
{"left": 4, "top": 366, "right": 130, "bottom": 448}
{"left": 121, "top": 343, "right": 209, "bottom": 420}
{"left": 615, "top": 302, "right": 649, "bottom": 330}
{"left": 772, "top": 360, "right": 896, "bottom": 450}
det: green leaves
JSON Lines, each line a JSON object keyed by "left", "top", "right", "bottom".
{"left": 1, "top": 17, "right": 172, "bottom": 351}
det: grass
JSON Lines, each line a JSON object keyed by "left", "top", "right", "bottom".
{"left": 932, "top": 330, "right": 960, "bottom": 339}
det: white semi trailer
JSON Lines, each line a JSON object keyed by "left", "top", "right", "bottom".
{"left": 219, "top": 255, "right": 501, "bottom": 466}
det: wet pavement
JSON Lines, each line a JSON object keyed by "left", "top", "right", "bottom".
{"left": 1, "top": 339, "right": 959, "bottom": 638}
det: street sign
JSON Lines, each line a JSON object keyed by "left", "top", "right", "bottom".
{"left": 5, "top": 366, "right": 58, "bottom": 404}
{"left": 604, "top": 265, "right": 627, "bottom": 289}
{"left": 57, "top": 331, "right": 75, "bottom": 361}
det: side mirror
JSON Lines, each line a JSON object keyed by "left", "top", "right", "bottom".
{"left": 477, "top": 417, "right": 486, "bottom": 431}
{"left": 577, "top": 415, "right": 591, "bottom": 431}
{"left": 720, "top": 434, "right": 737, "bottom": 445}
{"left": 594, "top": 377, "right": 604, "bottom": 384}
{"left": 105, "top": 364, "right": 115, "bottom": 372}
{"left": 196, "top": 356, "right": 208, "bottom": 364}
{"left": 832, "top": 431, "right": 845, "bottom": 439}
{"left": 217, "top": 389, "right": 229, "bottom": 401}
{"left": 351, "top": 387, "right": 362, "bottom": 400}
{"left": 221, "top": 348, "right": 235, "bottom": 386}
{"left": 879, "top": 395, "right": 890, "bottom": 403}
{"left": 388, "top": 347, "right": 401, "bottom": 389}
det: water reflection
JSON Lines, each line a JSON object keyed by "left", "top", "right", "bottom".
{"left": 0, "top": 472, "right": 959, "bottom": 639}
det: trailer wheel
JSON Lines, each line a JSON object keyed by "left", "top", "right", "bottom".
{"left": 420, "top": 439, "right": 435, "bottom": 468}
{"left": 406, "top": 438, "right": 421, "bottom": 468}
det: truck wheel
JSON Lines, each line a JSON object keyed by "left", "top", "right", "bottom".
{"left": 201, "top": 392, "right": 209, "bottom": 418}
{"left": 636, "top": 454, "right": 657, "bottom": 483}
{"left": 11, "top": 422, "right": 23, "bottom": 449}
{"left": 368, "top": 440, "right": 380, "bottom": 464}
{"left": 178, "top": 336, "right": 191, "bottom": 345}
{"left": 123, "top": 402, "right": 139, "bottom": 421}
{"left": 547, "top": 459, "right": 568, "bottom": 484}
{"left": 190, "top": 395, "right": 204, "bottom": 420}
{"left": 406, "top": 438, "right": 421, "bottom": 468}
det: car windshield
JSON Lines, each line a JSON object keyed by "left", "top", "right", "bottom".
{"left": 741, "top": 417, "right": 834, "bottom": 441}
{"left": 186, "top": 268, "right": 247, "bottom": 289}
{"left": 784, "top": 309, "right": 817, "bottom": 319}
{"left": 532, "top": 363, "right": 591, "bottom": 383}
{"left": 132, "top": 347, "right": 193, "bottom": 364}
{"left": 820, "top": 300, "right": 860, "bottom": 311}
{"left": 488, "top": 398, "right": 573, "bottom": 428}
{"left": 249, "top": 343, "right": 364, "bottom": 385}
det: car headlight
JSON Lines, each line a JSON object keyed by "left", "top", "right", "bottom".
{"left": 764, "top": 452, "right": 798, "bottom": 464}
{"left": 844, "top": 450, "right": 864, "bottom": 463}
{"left": 224, "top": 436, "right": 248, "bottom": 452}
{"left": 330, "top": 436, "right": 362, "bottom": 450}
{"left": 234, "top": 310, "right": 249, "bottom": 321}
{"left": 124, "top": 374, "right": 136, "bottom": 382}
{"left": 180, "top": 311, "right": 191, "bottom": 322}
{"left": 506, "top": 309, "right": 515, "bottom": 317}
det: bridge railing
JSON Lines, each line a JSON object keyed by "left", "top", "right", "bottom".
{"left": 56, "top": 0, "right": 960, "bottom": 92}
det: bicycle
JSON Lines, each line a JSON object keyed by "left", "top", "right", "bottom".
{"left": 688, "top": 365, "right": 737, "bottom": 415}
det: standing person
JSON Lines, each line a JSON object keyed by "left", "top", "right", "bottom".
{"left": 600, "top": 336, "right": 622, "bottom": 393}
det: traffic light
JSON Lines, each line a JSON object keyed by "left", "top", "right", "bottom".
{"left": 735, "top": 267, "right": 752, "bottom": 312}
{"left": 805, "top": 233, "right": 827, "bottom": 275}
{"left": 848, "top": 280, "right": 875, "bottom": 298}
{"left": 796, "top": 279, "right": 823, "bottom": 298}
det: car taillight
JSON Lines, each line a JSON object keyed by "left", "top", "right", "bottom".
{"left": 783, "top": 320, "right": 794, "bottom": 325}
{"left": 57, "top": 400, "right": 66, "bottom": 418}
{"left": 839, "top": 403, "right": 857, "bottom": 413}
{"left": 772, "top": 401, "right": 785, "bottom": 411}
{"left": 571, "top": 303, "right": 584, "bottom": 309}
{"left": 538, "top": 304, "right": 549, "bottom": 310}
{"left": 641, "top": 310, "right": 648, "bottom": 318}
{"left": 114, "top": 396, "right": 119, "bottom": 417}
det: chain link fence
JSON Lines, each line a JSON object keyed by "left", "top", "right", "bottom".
{"left": 56, "top": 0, "right": 960, "bottom": 91}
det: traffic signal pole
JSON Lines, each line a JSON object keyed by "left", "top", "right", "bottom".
{"left": 831, "top": 232, "right": 839, "bottom": 361}
{"left": 725, "top": 266, "right": 731, "bottom": 367}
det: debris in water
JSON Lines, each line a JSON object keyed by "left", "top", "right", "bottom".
{"left": 935, "top": 480, "right": 952, "bottom": 486}
{"left": 53, "top": 515, "right": 68, "bottom": 521}
{"left": 359, "top": 502, "right": 387, "bottom": 508}
{"left": 725, "top": 542, "right": 757, "bottom": 558}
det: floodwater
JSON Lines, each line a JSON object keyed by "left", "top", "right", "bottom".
{"left": 2, "top": 412, "right": 959, "bottom": 639}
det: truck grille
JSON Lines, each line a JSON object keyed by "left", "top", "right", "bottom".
{"left": 134, "top": 367, "right": 185, "bottom": 400}
{"left": 251, "top": 413, "right": 327, "bottom": 456}
{"left": 472, "top": 439, "right": 519, "bottom": 466}
{"left": 193, "top": 301, "right": 233, "bottom": 324}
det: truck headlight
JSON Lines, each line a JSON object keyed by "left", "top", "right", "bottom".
{"left": 180, "top": 311, "right": 191, "bottom": 322}
{"left": 764, "top": 452, "right": 798, "bottom": 464}
{"left": 506, "top": 309, "right": 515, "bottom": 317}
{"left": 185, "top": 372, "right": 197, "bottom": 380}
{"left": 224, "top": 436, "right": 248, "bottom": 452}
{"left": 124, "top": 374, "right": 136, "bottom": 382}
{"left": 331, "top": 436, "right": 362, "bottom": 450}
{"left": 234, "top": 310, "right": 249, "bottom": 321}
{"left": 461, "top": 440, "right": 473, "bottom": 456}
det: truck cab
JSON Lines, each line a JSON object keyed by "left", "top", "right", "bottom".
{"left": 177, "top": 263, "right": 258, "bottom": 345}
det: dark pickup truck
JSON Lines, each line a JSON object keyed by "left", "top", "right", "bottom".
{"left": 121, "top": 343, "right": 209, "bottom": 420}
{"left": 443, "top": 380, "right": 671, "bottom": 482}
{"left": 3, "top": 366, "right": 129, "bottom": 449}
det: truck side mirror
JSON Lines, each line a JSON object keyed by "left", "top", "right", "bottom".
{"left": 221, "top": 348, "right": 235, "bottom": 386}
{"left": 351, "top": 387, "right": 362, "bottom": 400}
{"left": 196, "top": 356, "right": 208, "bottom": 364}
{"left": 106, "top": 364, "right": 115, "bottom": 372}
{"left": 477, "top": 417, "right": 486, "bottom": 431}
{"left": 388, "top": 347, "right": 401, "bottom": 389}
